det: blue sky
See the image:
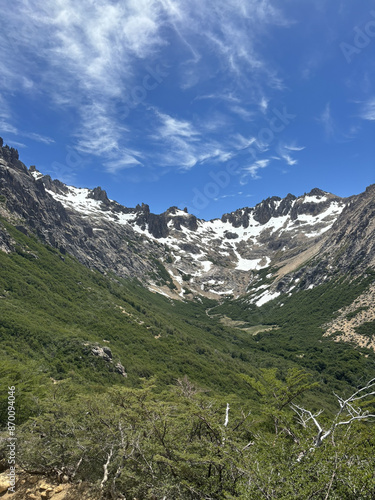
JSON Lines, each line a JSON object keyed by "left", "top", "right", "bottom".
{"left": 0, "top": 0, "right": 374, "bottom": 219}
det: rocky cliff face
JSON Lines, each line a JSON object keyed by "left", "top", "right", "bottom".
{"left": 272, "top": 184, "right": 375, "bottom": 293}
{"left": 319, "top": 184, "right": 375, "bottom": 272}
{"left": 0, "top": 140, "right": 373, "bottom": 302}
{"left": 0, "top": 145, "right": 168, "bottom": 281}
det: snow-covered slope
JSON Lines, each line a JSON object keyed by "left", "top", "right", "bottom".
{"left": 29, "top": 167, "right": 347, "bottom": 301}
{"left": 2, "top": 144, "right": 373, "bottom": 307}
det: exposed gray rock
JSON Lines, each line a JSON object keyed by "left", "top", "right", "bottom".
{"left": 91, "top": 346, "right": 113, "bottom": 363}
{"left": 89, "top": 344, "right": 127, "bottom": 376}
{"left": 115, "top": 362, "right": 127, "bottom": 377}
{"left": 1, "top": 138, "right": 373, "bottom": 302}
{"left": 87, "top": 186, "right": 110, "bottom": 204}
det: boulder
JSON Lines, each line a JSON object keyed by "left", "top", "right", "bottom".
{"left": 0, "top": 472, "right": 9, "bottom": 493}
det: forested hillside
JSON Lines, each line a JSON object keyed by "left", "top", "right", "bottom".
{"left": 1, "top": 215, "right": 375, "bottom": 498}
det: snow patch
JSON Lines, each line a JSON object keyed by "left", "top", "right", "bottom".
{"left": 200, "top": 260, "right": 213, "bottom": 272}
{"left": 30, "top": 170, "right": 44, "bottom": 180}
{"left": 255, "top": 290, "right": 280, "bottom": 307}
{"left": 209, "top": 289, "right": 234, "bottom": 295}
{"left": 235, "top": 252, "right": 271, "bottom": 271}
{"left": 303, "top": 195, "right": 327, "bottom": 204}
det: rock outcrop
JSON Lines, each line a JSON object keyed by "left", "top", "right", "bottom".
{"left": 88, "top": 344, "right": 127, "bottom": 377}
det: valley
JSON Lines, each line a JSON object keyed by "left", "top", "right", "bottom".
{"left": 0, "top": 141, "right": 374, "bottom": 498}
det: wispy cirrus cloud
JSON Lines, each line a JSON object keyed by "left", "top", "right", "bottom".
{"left": 150, "top": 110, "right": 234, "bottom": 170}
{"left": 281, "top": 154, "right": 297, "bottom": 166}
{"left": 283, "top": 143, "right": 305, "bottom": 152}
{"left": 259, "top": 97, "right": 269, "bottom": 114}
{"left": 277, "top": 142, "right": 305, "bottom": 166}
{"left": 75, "top": 102, "right": 143, "bottom": 172}
{"left": 241, "top": 159, "right": 270, "bottom": 182}
{"left": 193, "top": 92, "right": 240, "bottom": 104}
{"left": 23, "top": 133, "right": 55, "bottom": 144}
{"left": 317, "top": 103, "right": 335, "bottom": 140}
{"left": 236, "top": 138, "right": 305, "bottom": 184}
{"left": 229, "top": 105, "right": 255, "bottom": 121}
{"left": 0, "top": 0, "right": 167, "bottom": 165}
{"left": 154, "top": 112, "right": 199, "bottom": 139}
{"left": 174, "top": 0, "right": 289, "bottom": 76}
{"left": 0, "top": 0, "right": 293, "bottom": 175}
{"left": 359, "top": 98, "right": 375, "bottom": 121}
{"left": 317, "top": 102, "right": 362, "bottom": 143}
{"left": 0, "top": 94, "right": 18, "bottom": 135}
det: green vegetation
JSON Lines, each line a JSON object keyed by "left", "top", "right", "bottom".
{"left": 355, "top": 320, "right": 375, "bottom": 338}
{"left": 0, "top": 220, "right": 314, "bottom": 413}
{"left": 214, "top": 272, "right": 375, "bottom": 388}
{"left": 0, "top": 220, "right": 375, "bottom": 497}
{"left": 346, "top": 306, "right": 370, "bottom": 321}
{"left": 149, "top": 256, "right": 177, "bottom": 289}
{"left": 3, "top": 372, "right": 375, "bottom": 499}
{"left": 180, "top": 271, "right": 192, "bottom": 281}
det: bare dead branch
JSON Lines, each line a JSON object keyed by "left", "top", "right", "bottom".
{"left": 100, "top": 447, "right": 113, "bottom": 489}
{"left": 224, "top": 403, "right": 230, "bottom": 427}
{"left": 291, "top": 378, "right": 375, "bottom": 449}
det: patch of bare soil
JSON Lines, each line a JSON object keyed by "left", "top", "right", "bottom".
{"left": 0, "top": 471, "right": 98, "bottom": 500}
{"left": 322, "top": 284, "right": 375, "bottom": 351}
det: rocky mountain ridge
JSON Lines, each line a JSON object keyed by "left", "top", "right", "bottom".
{"left": 0, "top": 140, "right": 374, "bottom": 303}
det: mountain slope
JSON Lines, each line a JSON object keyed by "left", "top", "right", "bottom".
{"left": 1, "top": 208, "right": 374, "bottom": 407}
{"left": 1, "top": 140, "right": 375, "bottom": 499}
{"left": 3, "top": 140, "right": 369, "bottom": 303}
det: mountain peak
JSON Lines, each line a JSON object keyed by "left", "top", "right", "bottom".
{"left": 29, "top": 165, "right": 44, "bottom": 181}
{"left": 307, "top": 187, "right": 328, "bottom": 197}
{"left": 1, "top": 142, "right": 373, "bottom": 303}
{"left": 87, "top": 186, "right": 110, "bottom": 204}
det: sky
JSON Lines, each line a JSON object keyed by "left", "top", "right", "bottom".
{"left": 0, "top": 0, "right": 374, "bottom": 219}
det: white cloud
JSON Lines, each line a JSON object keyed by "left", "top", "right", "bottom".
{"left": 155, "top": 112, "right": 199, "bottom": 139}
{"left": 317, "top": 103, "right": 357, "bottom": 143}
{"left": 193, "top": 93, "right": 240, "bottom": 103}
{"left": 0, "top": 0, "right": 293, "bottom": 173}
{"left": 104, "top": 156, "right": 142, "bottom": 174}
{"left": 0, "top": 121, "right": 18, "bottom": 135}
{"left": 75, "top": 102, "right": 142, "bottom": 172}
{"left": 259, "top": 97, "right": 269, "bottom": 114}
{"left": 230, "top": 105, "right": 255, "bottom": 121}
{"left": 318, "top": 102, "right": 335, "bottom": 139}
{"left": 0, "top": 94, "right": 17, "bottom": 135}
{"left": 150, "top": 110, "right": 234, "bottom": 170}
{"left": 231, "top": 134, "right": 258, "bottom": 150}
{"left": 0, "top": 0, "right": 167, "bottom": 154}
{"left": 242, "top": 159, "right": 270, "bottom": 180}
{"left": 7, "top": 140, "right": 27, "bottom": 149}
{"left": 359, "top": 98, "right": 375, "bottom": 121}
{"left": 168, "top": 0, "right": 290, "bottom": 97}
{"left": 277, "top": 142, "right": 305, "bottom": 166}
{"left": 284, "top": 143, "right": 305, "bottom": 151}
{"left": 23, "top": 133, "right": 55, "bottom": 144}
{"left": 281, "top": 154, "right": 297, "bottom": 166}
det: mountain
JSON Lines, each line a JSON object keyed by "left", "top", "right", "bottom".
{"left": 1, "top": 140, "right": 375, "bottom": 499}
{"left": 2, "top": 140, "right": 373, "bottom": 306}
{"left": 1, "top": 139, "right": 375, "bottom": 353}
